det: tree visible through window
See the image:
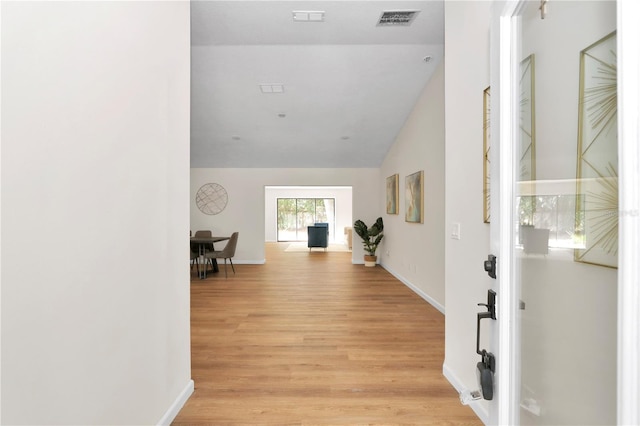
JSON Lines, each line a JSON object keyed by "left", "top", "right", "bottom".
{"left": 277, "top": 198, "right": 335, "bottom": 241}
{"left": 516, "top": 195, "right": 585, "bottom": 249}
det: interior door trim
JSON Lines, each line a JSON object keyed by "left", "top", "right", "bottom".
{"left": 617, "top": 0, "right": 640, "bottom": 423}
{"left": 496, "top": 1, "right": 521, "bottom": 424}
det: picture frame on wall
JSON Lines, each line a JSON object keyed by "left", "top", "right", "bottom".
{"left": 386, "top": 174, "right": 399, "bottom": 214}
{"left": 519, "top": 54, "right": 536, "bottom": 183}
{"left": 574, "top": 31, "right": 618, "bottom": 269}
{"left": 483, "top": 86, "right": 491, "bottom": 223}
{"left": 405, "top": 171, "right": 424, "bottom": 223}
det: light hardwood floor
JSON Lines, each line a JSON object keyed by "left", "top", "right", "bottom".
{"left": 173, "top": 242, "right": 482, "bottom": 425}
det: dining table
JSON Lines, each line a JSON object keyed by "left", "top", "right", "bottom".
{"left": 190, "top": 235, "right": 230, "bottom": 279}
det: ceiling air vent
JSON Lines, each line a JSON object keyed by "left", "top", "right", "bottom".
{"left": 292, "top": 10, "right": 325, "bottom": 22}
{"left": 377, "top": 10, "right": 420, "bottom": 26}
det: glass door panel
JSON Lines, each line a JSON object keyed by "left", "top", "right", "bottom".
{"left": 315, "top": 198, "right": 335, "bottom": 239}
{"left": 296, "top": 199, "right": 316, "bottom": 241}
{"left": 277, "top": 198, "right": 297, "bottom": 241}
{"left": 516, "top": 2, "right": 617, "bottom": 424}
{"left": 276, "top": 198, "right": 336, "bottom": 241}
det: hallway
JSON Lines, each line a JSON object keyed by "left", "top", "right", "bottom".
{"left": 173, "top": 243, "right": 481, "bottom": 425}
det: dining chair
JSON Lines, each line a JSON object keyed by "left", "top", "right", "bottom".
{"left": 191, "top": 230, "right": 215, "bottom": 277}
{"left": 204, "top": 232, "right": 239, "bottom": 278}
{"left": 194, "top": 229, "right": 212, "bottom": 238}
{"left": 190, "top": 247, "right": 200, "bottom": 274}
{"left": 192, "top": 229, "right": 214, "bottom": 252}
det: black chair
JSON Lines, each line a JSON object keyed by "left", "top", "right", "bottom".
{"left": 307, "top": 225, "right": 328, "bottom": 250}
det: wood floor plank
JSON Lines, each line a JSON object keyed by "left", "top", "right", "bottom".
{"left": 172, "top": 242, "right": 482, "bottom": 425}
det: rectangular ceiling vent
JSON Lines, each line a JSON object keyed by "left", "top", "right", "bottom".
{"left": 292, "top": 10, "right": 325, "bottom": 22}
{"left": 377, "top": 10, "right": 420, "bottom": 26}
{"left": 260, "top": 84, "right": 284, "bottom": 94}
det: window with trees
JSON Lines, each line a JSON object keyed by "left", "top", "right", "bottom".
{"left": 277, "top": 198, "right": 335, "bottom": 242}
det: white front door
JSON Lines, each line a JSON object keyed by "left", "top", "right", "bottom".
{"left": 491, "top": 0, "right": 640, "bottom": 424}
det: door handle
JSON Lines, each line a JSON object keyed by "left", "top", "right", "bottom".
{"left": 476, "top": 289, "right": 496, "bottom": 355}
{"left": 476, "top": 290, "right": 497, "bottom": 400}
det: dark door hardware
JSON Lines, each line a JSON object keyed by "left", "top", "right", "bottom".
{"left": 476, "top": 289, "right": 497, "bottom": 400}
{"left": 484, "top": 254, "right": 497, "bottom": 279}
{"left": 477, "top": 351, "right": 496, "bottom": 400}
{"left": 477, "top": 289, "right": 497, "bottom": 323}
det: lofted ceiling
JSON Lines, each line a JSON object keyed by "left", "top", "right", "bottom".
{"left": 190, "top": 1, "right": 444, "bottom": 168}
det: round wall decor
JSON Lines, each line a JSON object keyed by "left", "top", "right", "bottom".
{"left": 196, "top": 183, "right": 228, "bottom": 215}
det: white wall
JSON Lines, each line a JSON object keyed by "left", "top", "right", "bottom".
{"left": 379, "top": 61, "right": 446, "bottom": 311}
{"left": 522, "top": 1, "right": 617, "bottom": 182}
{"left": 443, "top": 1, "right": 493, "bottom": 420}
{"left": 1, "top": 2, "right": 191, "bottom": 424}
{"left": 191, "top": 168, "right": 379, "bottom": 263}
{"left": 264, "top": 186, "right": 353, "bottom": 243}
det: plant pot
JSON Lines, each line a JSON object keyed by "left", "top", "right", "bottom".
{"left": 364, "top": 255, "right": 377, "bottom": 267}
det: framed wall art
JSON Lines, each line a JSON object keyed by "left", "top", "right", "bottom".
{"left": 574, "top": 31, "right": 618, "bottom": 268}
{"left": 196, "top": 183, "right": 228, "bottom": 215}
{"left": 519, "top": 54, "right": 536, "bottom": 183}
{"left": 386, "top": 174, "right": 399, "bottom": 215}
{"left": 483, "top": 86, "right": 491, "bottom": 223}
{"left": 405, "top": 170, "right": 424, "bottom": 223}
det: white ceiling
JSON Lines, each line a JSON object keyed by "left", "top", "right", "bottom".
{"left": 190, "top": 1, "right": 444, "bottom": 168}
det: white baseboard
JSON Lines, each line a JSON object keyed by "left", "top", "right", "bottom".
{"left": 381, "top": 264, "right": 445, "bottom": 314}
{"left": 157, "top": 379, "right": 194, "bottom": 426}
{"left": 443, "top": 363, "right": 489, "bottom": 425}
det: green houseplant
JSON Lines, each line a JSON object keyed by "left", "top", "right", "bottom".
{"left": 353, "top": 217, "right": 384, "bottom": 267}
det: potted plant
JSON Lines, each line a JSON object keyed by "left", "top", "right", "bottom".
{"left": 353, "top": 217, "right": 384, "bottom": 267}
